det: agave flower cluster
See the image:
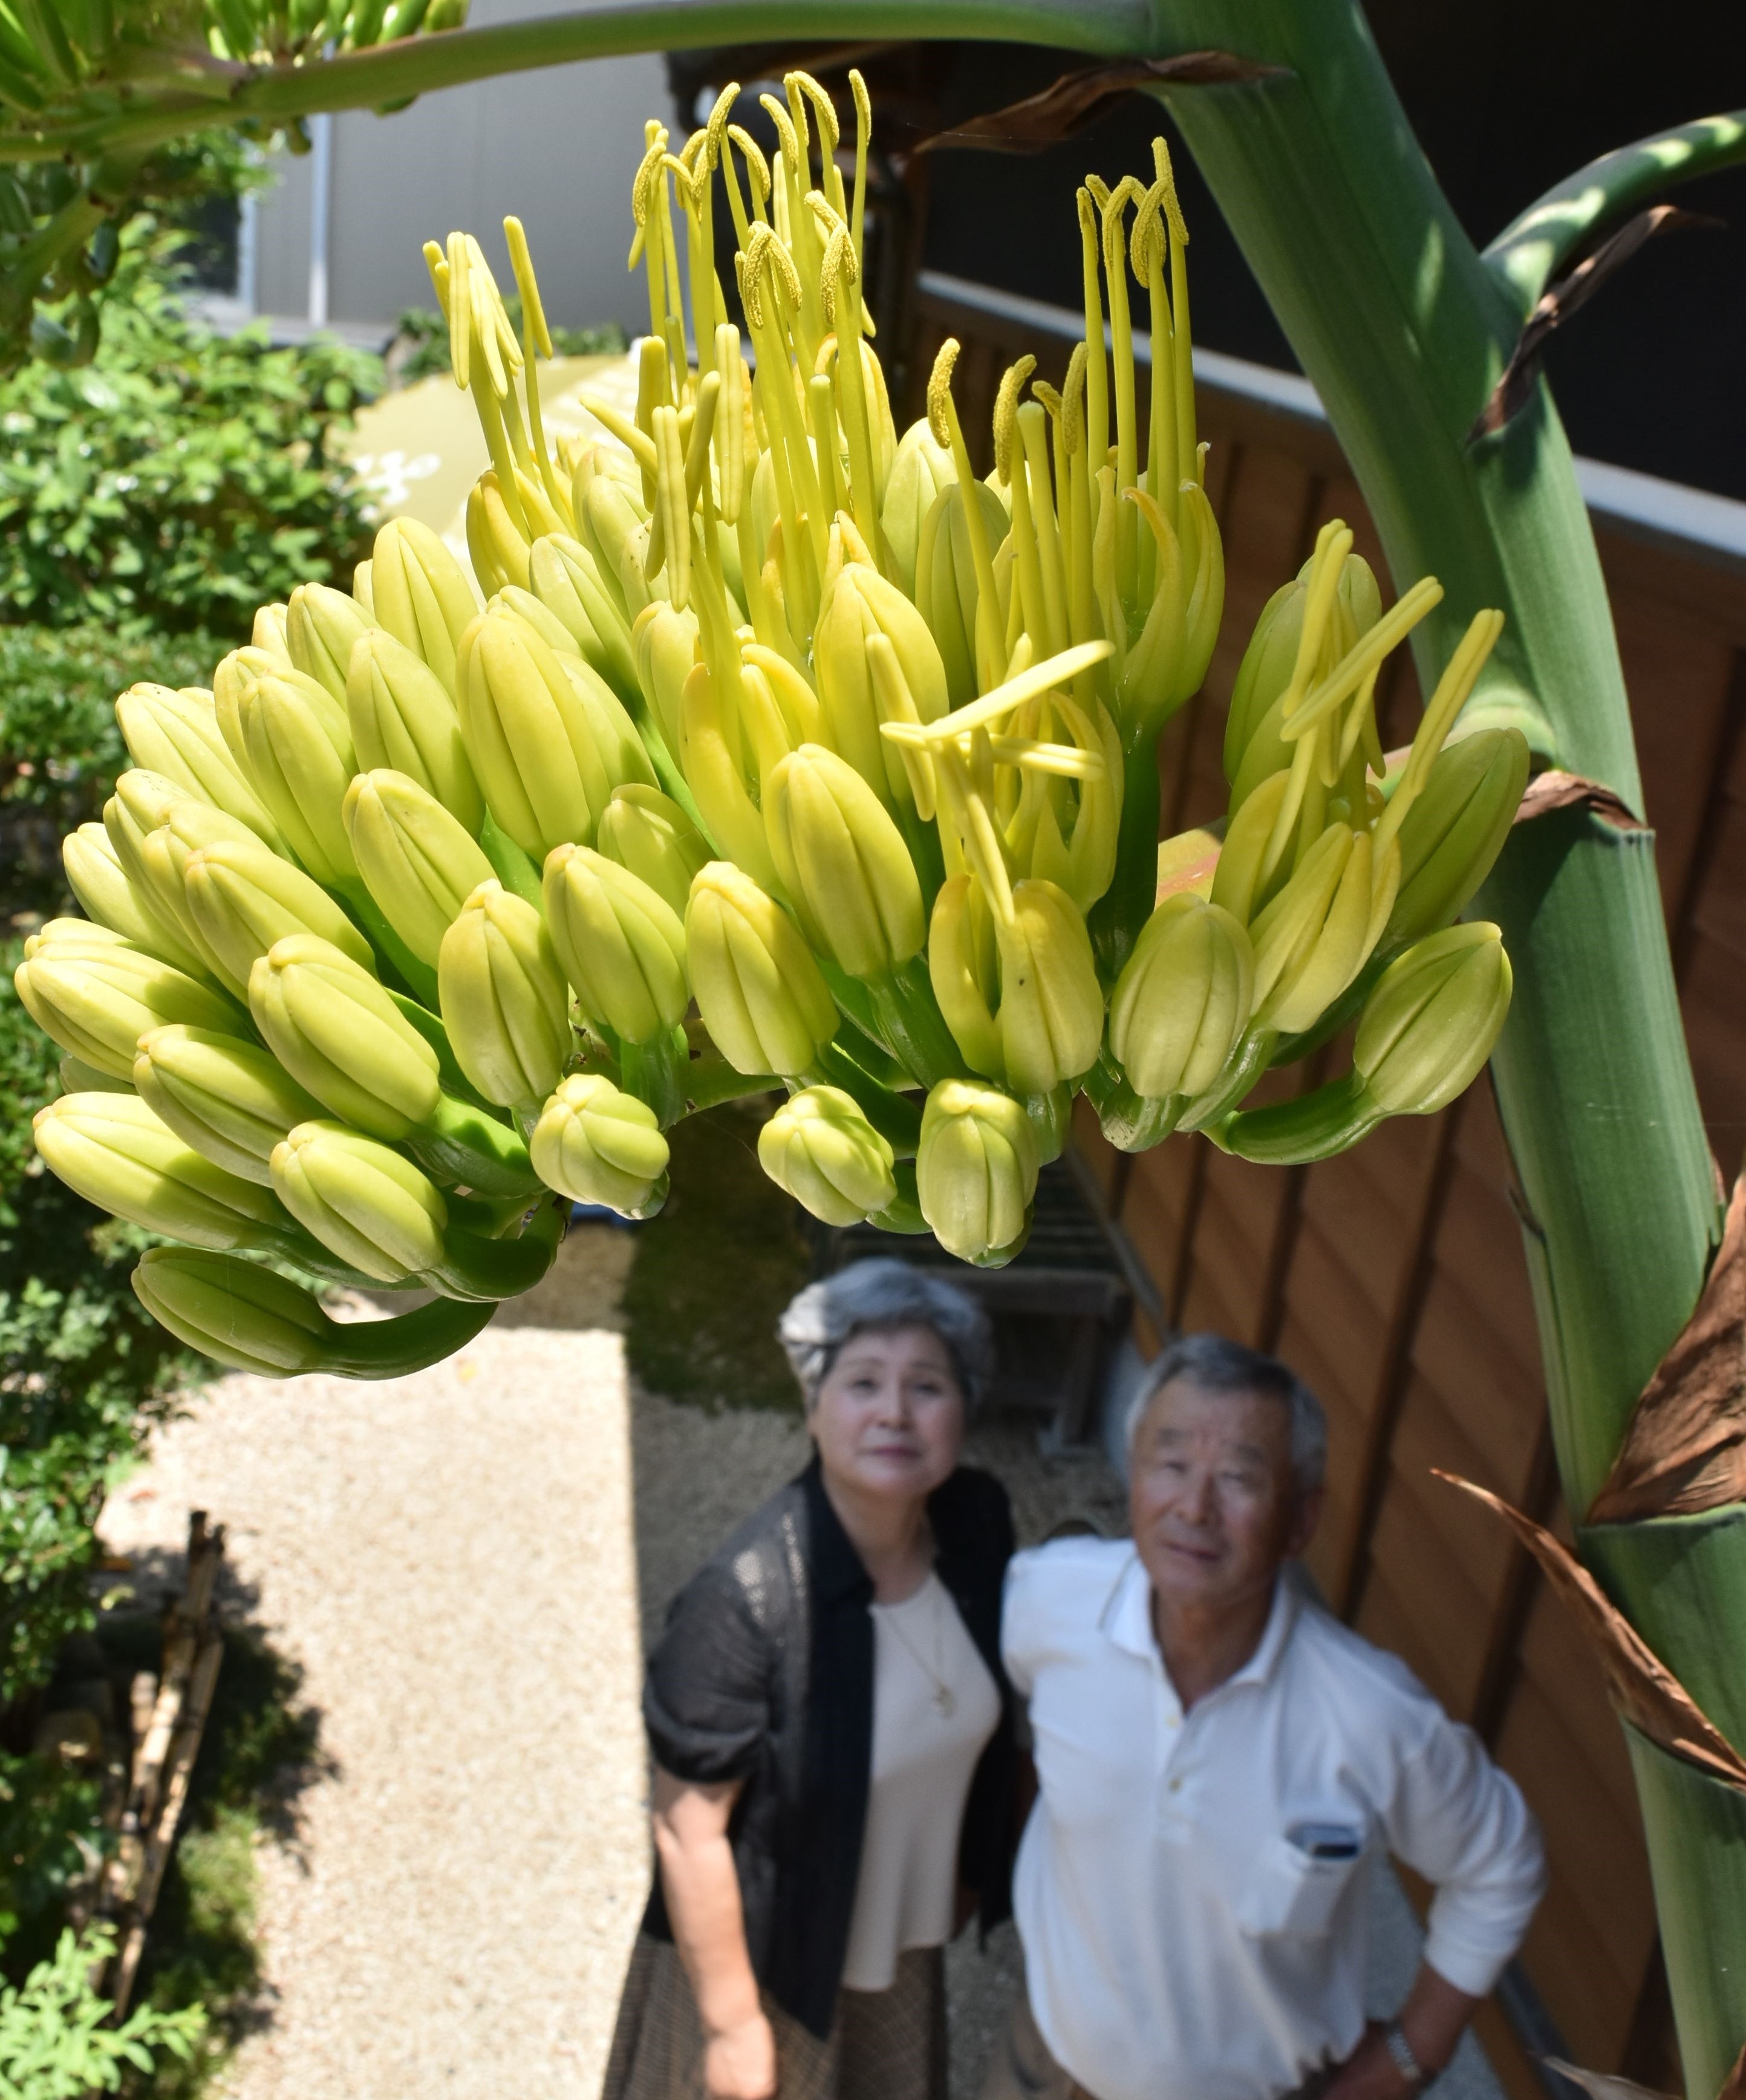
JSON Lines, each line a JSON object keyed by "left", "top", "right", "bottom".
{"left": 18, "top": 72, "right": 1526, "bottom": 1380}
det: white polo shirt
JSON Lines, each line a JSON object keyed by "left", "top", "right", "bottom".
{"left": 1005, "top": 1539, "right": 1545, "bottom": 2100}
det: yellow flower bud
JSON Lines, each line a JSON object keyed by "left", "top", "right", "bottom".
{"left": 757, "top": 1086, "right": 896, "bottom": 1226}
{"left": 272, "top": 1119, "right": 448, "bottom": 1285}
{"left": 543, "top": 842, "right": 688, "bottom": 1046}
{"left": 1354, "top": 922, "right": 1512, "bottom": 1117}
{"left": 348, "top": 628, "right": 484, "bottom": 834}
{"left": 764, "top": 744, "right": 923, "bottom": 980}
{"left": 286, "top": 582, "right": 376, "bottom": 705}
{"left": 916, "top": 1077, "right": 1038, "bottom": 1265}
{"left": 457, "top": 606, "right": 655, "bottom": 859}
{"left": 34, "top": 1090, "right": 284, "bottom": 1248}
{"left": 437, "top": 880, "right": 571, "bottom": 1108}
{"left": 685, "top": 861, "right": 838, "bottom": 1077}
{"left": 343, "top": 770, "right": 495, "bottom": 968}
{"left": 813, "top": 556, "right": 949, "bottom": 804}
{"left": 1108, "top": 894, "right": 1254, "bottom": 1099}
{"left": 114, "top": 683, "right": 286, "bottom": 851}
{"left": 249, "top": 934, "right": 441, "bottom": 1139}
{"left": 594, "top": 784, "right": 712, "bottom": 920}
{"left": 530, "top": 1073, "right": 670, "bottom": 1213}
{"left": 134, "top": 1025, "right": 322, "bottom": 1185}
{"left": 368, "top": 515, "right": 483, "bottom": 695}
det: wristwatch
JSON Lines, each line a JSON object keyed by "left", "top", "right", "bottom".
{"left": 1381, "top": 2022, "right": 1427, "bottom": 2089}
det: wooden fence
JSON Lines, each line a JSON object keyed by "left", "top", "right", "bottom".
{"left": 905, "top": 271, "right": 1746, "bottom": 2098}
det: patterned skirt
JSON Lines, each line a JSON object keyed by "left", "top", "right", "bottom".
{"left": 602, "top": 1933, "right": 948, "bottom": 2100}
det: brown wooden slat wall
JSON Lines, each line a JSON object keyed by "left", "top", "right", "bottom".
{"left": 908, "top": 285, "right": 1746, "bottom": 2096}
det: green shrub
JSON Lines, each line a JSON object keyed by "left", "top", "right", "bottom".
{"left": 0, "top": 1925, "right": 203, "bottom": 2098}
{"left": 0, "top": 944, "right": 199, "bottom": 1709}
{"left": 392, "top": 302, "right": 627, "bottom": 385}
{"left": 0, "top": 229, "right": 381, "bottom": 636}
{"left": 0, "top": 625, "right": 226, "bottom": 915}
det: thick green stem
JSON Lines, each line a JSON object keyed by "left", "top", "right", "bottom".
{"left": 1142, "top": 7, "right": 1736, "bottom": 2081}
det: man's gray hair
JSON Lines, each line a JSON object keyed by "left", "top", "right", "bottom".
{"left": 1125, "top": 1331, "right": 1327, "bottom": 1494}
{"left": 779, "top": 1258, "right": 995, "bottom": 1412}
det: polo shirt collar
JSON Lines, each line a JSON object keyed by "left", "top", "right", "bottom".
{"left": 1102, "top": 1549, "right": 1301, "bottom": 1690}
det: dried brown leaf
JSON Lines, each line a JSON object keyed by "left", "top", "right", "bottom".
{"left": 1435, "top": 1472, "right": 1746, "bottom": 1790}
{"left": 913, "top": 54, "right": 1287, "bottom": 156}
{"left": 1470, "top": 206, "right": 1719, "bottom": 441}
{"left": 1589, "top": 1172, "right": 1746, "bottom": 1523}
{"left": 1513, "top": 767, "right": 1644, "bottom": 831}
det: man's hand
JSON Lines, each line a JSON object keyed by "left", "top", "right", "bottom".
{"left": 1324, "top": 1963, "right": 1481, "bottom": 2100}
{"left": 1323, "top": 2023, "right": 1419, "bottom": 2100}
{"left": 702, "top": 2010, "right": 778, "bottom": 2100}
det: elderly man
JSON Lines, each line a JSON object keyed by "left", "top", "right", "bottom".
{"left": 985, "top": 1333, "right": 1545, "bottom": 2100}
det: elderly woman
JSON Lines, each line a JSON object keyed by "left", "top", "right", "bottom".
{"left": 604, "top": 1258, "right": 1018, "bottom": 2100}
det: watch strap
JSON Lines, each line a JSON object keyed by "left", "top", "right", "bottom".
{"left": 1382, "top": 2021, "right": 1426, "bottom": 2087}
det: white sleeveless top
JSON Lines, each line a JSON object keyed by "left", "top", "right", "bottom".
{"left": 839, "top": 1571, "right": 1002, "bottom": 1992}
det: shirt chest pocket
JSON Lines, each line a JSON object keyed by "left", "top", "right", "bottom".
{"left": 1235, "top": 1821, "right": 1366, "bottom": 1938}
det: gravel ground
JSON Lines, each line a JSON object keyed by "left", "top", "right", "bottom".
{"left": 99, "top": 1225, "right": 1496, "bottom": 2100}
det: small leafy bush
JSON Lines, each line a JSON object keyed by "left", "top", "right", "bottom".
{"left": 0, "top": 229, "right": 381, "bottom": 636}
{"left": 0, "top": 625, "right": 225, "bottom": 916}
{"left": 393, "top": 302, "right": 626, "bottom": 385}
{"left": 0, "top": 1925, "right": 203, "bottom": 2098}
{"left": 0, "top": 946, "right": 199, "bottom": 1709}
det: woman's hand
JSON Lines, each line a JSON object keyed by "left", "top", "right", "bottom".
{"left": 702, "top": 2010, "right": 778, "bottom": 2100}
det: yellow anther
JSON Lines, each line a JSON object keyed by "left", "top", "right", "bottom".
{"left": 1032, "top": 380, "right": 1063, "bottom": 421}
{"left": 819, "top": 225, "right": 856, "bottom": 325}
{"left": 630, "top": 135, "right": 666, "bottom": 227}
{"left": 992, "top": 355, "right": 1038, "bottom": 483}
{"left": 728, "top": 125, "right": 771, "bottom": 212}
{"left": 1100, "top": 174, "right": 1146, "bottom": 275}
{"left": 1084, "top": 174, "right": 1113, "bottom": 211}
{"left": 680, "top": 128, "right": 708, "bottom": 172}
{"left": 704, "top": 83, "right": 738, "bottom": 171}
{"left": 927, "top": 339, "right": 960, "bottom": 449}
{"left": 1131, "top": 182, "right": 1168, "bottom": 279}
{"left": 446, "top": 230, "right": 470, "bottom": 390}
{"left": 787, "top": 70, "right": 840, "bottom": 154}
{"left": 1153, "top": 135, "right": 1189, "bottom": 246}
{"left": 661, "top": 152, "right": 697, "bottom": 207}
{"left": 760, "top": 93, "right": 801, "bottom": 178}
{"left": 849, "top": 67, "right": 871, "bottom": 141}
{"left": 1061, "top": 342, "right": 1087, "bottom": 455}
{"left": 884, "top": 641, "right": 1116, "bottom": 747}
{"left": 504, "top": 216, "right": 552, "bottom": 359}
{"left": 806, "top": 187, "right": 849, "bottom": 238}
{"left": 422, "top": 239, "right": 449, "bottom": 318}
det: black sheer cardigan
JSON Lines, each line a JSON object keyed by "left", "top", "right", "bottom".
{"left": 639, "top": 1455, "right": 1019, "bottom": 2038}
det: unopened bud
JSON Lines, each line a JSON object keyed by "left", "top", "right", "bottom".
{"left": 437, "top": 880, "right": 571, "bottom": 1108}
{"left": 272, "top": 1119, "right": 447, "bottom": 1285}
{"left": 758, "top": 1086, "right": 896, "bottom": 1226}
{"left": 212, "top": 657, "right": 359, "bottom": 888}
{"left": 343, "top": 770, "right": 495, "bottom": 967}
{"left": 529, "top": 1073, "right": 670, "bottom": 1214}
{"left": 348, "top": 627, "right": 484, "bottom": 834}
{"left": 1386, "top": 728, "right": 1529, "bottom": 944}
{"left": 1109, "top": 894, "right": 1254, "bottom": 1099}
{"left": 916, "top": 1077, "right": 1038, "bottom": 1265}
{"left": 813, "top": 558, "right": 949, "bottom": 803}
{"left": 457, "top": 607, "right": 654, "bottom": 859}
{"left": 764, "top": 744, "right": 923, "bottom": 980}
{"left": 249, "top": 934, "right": 441, "bottom": 1139}
{"left": 15, "top": 940, "right": 243, "bottom": 1081}
{"left": 115, "top": 684, "right": 285, "bottom": 850}
{"left": 879, "top": 420, "right": 956, "bottom": 598}
{"left": 34, "top": 1090, "right": 285, "bottom": 1248}
{"left": 1354, "top": 922, "right": 1512, "bottom": 1117}
{"left": 544, "top": 843, "right": 688, "bottom": 1046}
{"left": 368, "top": 516, "right": 482, "bottom": 695}
{"left": 134, "top": 1025, "right": 322, "bottom": 1185}
{"left": 594, "top": 784, "right": 712, "bottom": 919}
{"left": 286, "top": 581, "right": 375, "bottom": 705}
{"left": 685, "top": 862, "right": 838, "bottom": 1077}
{"left": 183, "top": 833, "right": 376, "bottom": 998}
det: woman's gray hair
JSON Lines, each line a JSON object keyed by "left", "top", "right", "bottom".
{"left": 1125, "top": 1331, "right": 1327, "bottom": 1494}
{"left": 779, "top": 1259, "right": 995, "bottom": 1412}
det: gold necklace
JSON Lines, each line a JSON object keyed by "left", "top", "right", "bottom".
{"left": 879, "top": 1578, "right": 956, "bottom": 1719}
